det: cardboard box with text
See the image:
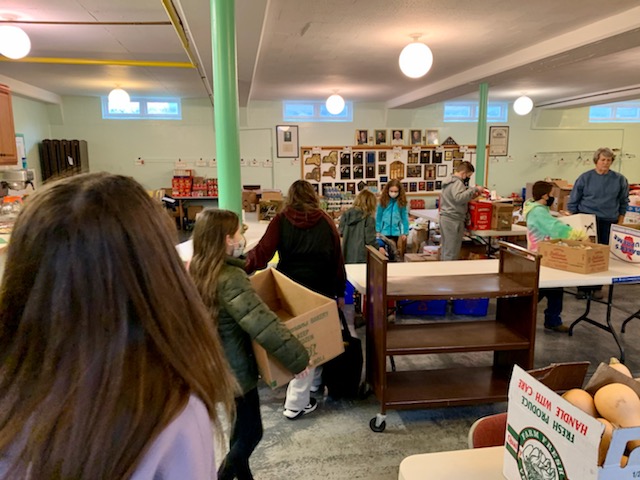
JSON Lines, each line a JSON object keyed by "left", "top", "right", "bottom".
{"left": 610, "top": 224, "right": 640, "bottom": 264}
{"left": 538, "top": 239, "right": 609, "bottom": 274}
{"left": 504, "top": 364, "right": 640, "bottom": 480}
{"left": 250, "top": 268, "right": 344, "bottom": 388}
{"left": 491, "top": 201, "right": 514, "bottom": 231}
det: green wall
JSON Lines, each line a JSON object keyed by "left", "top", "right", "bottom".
{"left": 10, "top": 95, "right": 52, "bottom": 184}
{"left": 12, "top": 95, "right": 640, "bottom": 203}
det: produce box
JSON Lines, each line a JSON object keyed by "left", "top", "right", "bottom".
{"left": 504, "top": 364, "right": 640, "bottom": 480}
{"left": 491, "top": 201, "right": 514, "bottom": 231}
{"left": 550, "top": 179, "right": 573, "bottom": 212}
{"left": 610, "top": 224, "right": 640, "bottom": 263}
{"left": 538, "top": 239, "right": 609, "bottom": 274}
{"left": 258, "top": 200, "right": 283, "bottom": 221}
{"left": 467, "top": 200, "right": 492, "bottom": 231}
{"left": 250, "top": 268, "right": 344, "bottom": 388}
{"left": 624, "top": 205, "right": 640, "bottom": 225}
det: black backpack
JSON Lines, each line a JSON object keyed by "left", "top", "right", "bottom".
{"left": 322, "top": 309, "right": 363, "bottom": 400}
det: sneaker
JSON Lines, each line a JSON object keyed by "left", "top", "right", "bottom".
{"left": 310, "top": 384, "right": 322, "bottom": 394}
{"left": 545, "top": 324, "right": 570, "bottom": 333}
{"left": 283, "top": 398, "right": 318, "bottom": 420}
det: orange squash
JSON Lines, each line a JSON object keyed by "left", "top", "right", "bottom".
{"left": 596, "top": 418, "right": 614, "bottom": 466}
{"left": 594, "top": 383, "right": 640, "bottom": 427}
{"left": 609, "top": 357, "right": 632, "bottom": 378}
{"left": 562, "top": 388, "right": 598, "bottom": 417}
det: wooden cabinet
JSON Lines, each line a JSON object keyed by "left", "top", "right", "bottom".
{"left": 0, "top": 84, "right": 18, "bottom": 166}
{"left": 365, "top": 242, "right": 540, "bottom": 432}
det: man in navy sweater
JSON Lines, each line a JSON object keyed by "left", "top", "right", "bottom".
{"left": 567, "top": 147, "right": 629, "bottom": 299}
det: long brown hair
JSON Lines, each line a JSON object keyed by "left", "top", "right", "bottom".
{"left": 0, "top": 173, "right": 236, "bottom": 479}
{"left": 353, "top": 189, "right": 377, "bottom": 217}
{"left": 286, "top": 179, "right": 320, "bottom": 212}
{"left": 189, "top": 209, "right": 239, "bottom": 320}
{"left": 380, "top": 178, "right": 407, "bottom": 208}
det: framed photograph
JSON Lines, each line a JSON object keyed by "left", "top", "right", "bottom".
{"left": 276, "top": 125, "right": 299, "bottom": 158}
{"left": 437, "top": 165, "right": 448, "bottom": 177}
{"left": 390, "top": 129, "right": 404, "bottom": 145}
{"left": 378, "top": 164, "right": 386, "bottom": 175}
{"left": 374, "top": 129, "right": 388, "bottom": 145}
{"left": 425, "top": 165, "right": 436, "bottom": 180}
{"left": 409, "top": 129, "right": 423, "bottom": 145}
{"left": 378, "top": 151, "right": 387, "bottom": 162}
{"left": 420, "top": 150, "right": 431, "bottom": 164}
{"left": 489, "top": 126, "right": 509, "bottom": 156}
{"left": 426, "top": 129, "right": 439, "bottom": 145}
{"left": 346, "top": 182, "right": 356, "bottom": 194}
{"left": 355, "top": 129, "right": 369, "bottom": 145}
{"left": 409, "top": 182, "right": 418, "bottom": 192}
{"left": 435, "top": 180, "right": 442, "bottom": 190}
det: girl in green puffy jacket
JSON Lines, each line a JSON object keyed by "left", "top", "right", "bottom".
{"left": 190, "top": 209, "right": 310, "bottom": 480}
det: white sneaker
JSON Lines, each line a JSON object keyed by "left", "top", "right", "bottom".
{"left": 283, "top": 398, "right": 318, "bottom": 420}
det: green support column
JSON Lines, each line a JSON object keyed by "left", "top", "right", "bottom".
{"left": 211, "top": 0, "right": 242, "bottom": 216}
{"left": 475, "top": 82, "right": 489, "bottom": 186}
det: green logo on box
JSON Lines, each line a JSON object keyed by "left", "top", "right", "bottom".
{"left": 516, "top": 427, "right": 566, "bottom": 480}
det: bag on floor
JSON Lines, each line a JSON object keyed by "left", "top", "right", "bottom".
{"left": 322, "top": 309, "right": 363, "bottom": 400}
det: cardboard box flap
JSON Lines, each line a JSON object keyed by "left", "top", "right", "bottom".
{"left": 601, "top": 427, "right": 640, "bottom": 475}
{"left": 584, "top": 362, "right": 640, "bottom": 398}
{"left": 271, "top": 268, "right": 335, "bottom": 315}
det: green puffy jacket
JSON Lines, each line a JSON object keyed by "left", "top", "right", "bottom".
{"left": 217, "top": 256, "right": 309, "bottom": 394}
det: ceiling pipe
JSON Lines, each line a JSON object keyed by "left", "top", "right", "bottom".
{"left": 161, "top": 0, "right": 214, "bottom": 105}
{"left": 0, "top": 56, "right": 193, "bottom": 67}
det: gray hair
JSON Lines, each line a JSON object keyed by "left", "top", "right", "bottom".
{"left": 593, "top": 147, "right": 615, "bottom": 163}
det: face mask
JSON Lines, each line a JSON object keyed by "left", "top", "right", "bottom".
{"left": 389, "top": 191, "right": 399, "bottom": 199}
{"left": 463, "top": 177, "right": 470, "bottom": 187}
{"left": 231, "top": 237, "right": 246, "bottom": 258}
{"left": 546, "top": 196, "right": 555, "bottom": 208}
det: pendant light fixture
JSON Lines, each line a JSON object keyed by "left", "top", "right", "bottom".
{"left": 108, "top": 87, "right": 130, "bottom": 110}
{"left": 513, "top": 95, "right": 534, "bottom": 115}
{"left": 399, "top": 34, "right": 433, "bottom": 79}
{"left": 325, "top": 93, "right": 345, "bottom": 115}
{"left": 0, "top": 25, "right": 31, "bottom": 59}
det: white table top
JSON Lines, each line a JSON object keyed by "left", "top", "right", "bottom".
{"left": 410, "top": 208, "right": 439, "bottom": 222}
{"left": 398, "top": 446, "right": 504, "bottom": 480}
{"left": 346, "top": 257, "right": 640, "bottom": 293}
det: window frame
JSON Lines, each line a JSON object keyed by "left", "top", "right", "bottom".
{"left": 589, "top": 101, "right": 640, "bottom": 123}
{"left": 283, "top": 100, "right": 353, "bottom": 122}
{"left": 443, "top": 101, "right": 509, "bottom": 123}
{"left": 101, "top": 96, "right": 182, "bottom": 120}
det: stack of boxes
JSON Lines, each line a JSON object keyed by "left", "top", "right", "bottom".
{"left": 170, "top": 169, "right": 218, "bottom": 198}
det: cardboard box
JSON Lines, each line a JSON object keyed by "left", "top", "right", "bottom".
{"left": 491, "top": 201, "right": 514, "bottom": 231}
{"left": 558, "top": 213, "right": 598, "bottom": 243}
{"left": 550, "top": 180, "right": 573, "bottom": 212}
{"left": 624, "top": 205, "right": 640, "bottom": 225}
{"left": 404, "top": 252, "right": 439, "bottom": 262}
{"left": 460, "top": 242, "right": 487, "bottom": 260}
{"left": 261, "top": 190, "right": 283, "bottom": 202}
{"left": 538, "top": 239, "right": 609, "bottom": 274}
{"left": 609, "top": 224, "right": 640, "bottom": 263}
{"left": 258, "top": 200, "right": 283, "bottom": 221}
{"left": 467, "top": 200, "right": 493, "bottom": 231}
{"left": 249, "top": 268, "right": 344, "bottom": 388}
{"left": 504, "top": 364, "right": 640, "bottom": 480}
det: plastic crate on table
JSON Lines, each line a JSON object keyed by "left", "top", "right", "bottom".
{"left": 397, "top": 299, "right": 447, "bottom": 316}
{"left": 453, "top": 298, "right": 489, "bottom": 316}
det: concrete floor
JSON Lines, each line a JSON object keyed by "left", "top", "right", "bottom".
{"left": 244, "top": 284, "right": 640, "bottom": 480}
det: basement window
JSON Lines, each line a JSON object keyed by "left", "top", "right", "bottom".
{"left": 589, "top": 101, "right": 640, "bottom": 123}
{"left": 283, "top": 100, "right": 353, "bottom": 122}
{"left": 101, "top": 97, "right": 182, "bottom": 120}
{"left": 443, "top": 101, "right": 508, "bottom": 123}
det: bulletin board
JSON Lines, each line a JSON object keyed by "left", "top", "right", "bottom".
{"left": 300, "top": 145, "right": 477, "bottom": 196}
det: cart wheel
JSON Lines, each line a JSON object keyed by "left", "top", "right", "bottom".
{"left": 369, "top": 417, "right": 386, "bottom": 432}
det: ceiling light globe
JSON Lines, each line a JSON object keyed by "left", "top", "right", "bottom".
{"left": 513, "top": 95, "right": 534, "bottom": 115}
{"left": 325, "top": 94, "right": 345, "bottom": 115}
{"left": 0, "top": 26, "right": 31, "bottom": 59}
{"left": 399, "top": 42, "right": 433, "bottom": 79}
{"left": 108, "top": 88, "right": 130, "bottom": 109}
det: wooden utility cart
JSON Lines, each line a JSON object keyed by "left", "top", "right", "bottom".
{"left": 365, "top": 242, "right": 540, "bottom": 432}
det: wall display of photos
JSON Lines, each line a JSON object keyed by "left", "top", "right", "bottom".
{"left": 300, "top": 145, "right": 477, "bottom": 196}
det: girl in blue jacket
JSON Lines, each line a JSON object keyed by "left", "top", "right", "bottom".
{"left": 376, "top": 179, "right": 409, "bottom": 258}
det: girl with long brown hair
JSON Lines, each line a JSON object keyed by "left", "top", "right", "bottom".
{"left": 376, "top": 179, "right": 409, "bottom": 259}
{"left": 189, "top": 209, "right": 309, "bottom": 480}
{"left": 0, "top": 173, "right": 236, "bottom": 479}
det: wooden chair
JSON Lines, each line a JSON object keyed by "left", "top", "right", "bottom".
{"left": 467, "top": 362, "right": 590, "bottom": 448}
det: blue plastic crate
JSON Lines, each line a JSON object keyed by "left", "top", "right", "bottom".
{"left": 397, "top": 299, "right": 447, "bottom": 316}
{"left": 453, "top": 298, "right": 489, "bottom": 316}
{"left": 344, "top": 281, "right": 355, "bottom": 304}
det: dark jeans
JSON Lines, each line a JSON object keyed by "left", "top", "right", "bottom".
{"left": 218, "top": 387, "right": 263, "bottom": 480}
{"left": 539, "top": 288, "right": 563, "bottom": 327}
{"left": 578, "top": 216, "right": 617, "bottom": 293}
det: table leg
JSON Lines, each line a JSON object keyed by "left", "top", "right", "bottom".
{"left": 621, "top": 308, "right": 640, "bottom": 333}
{"left": 568, "top": 286, "right": 625, "bottom": 363}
